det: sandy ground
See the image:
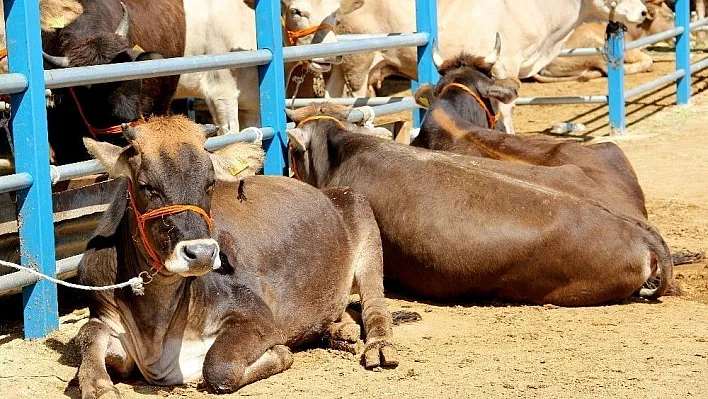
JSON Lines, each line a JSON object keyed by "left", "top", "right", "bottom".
{"left": 1, "top": 51, "right": 708, "bottom": 399}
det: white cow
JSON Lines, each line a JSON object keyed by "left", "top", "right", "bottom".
{"left": 173, "top": 0, "right": 362, "bottom": 134}
{"left": 320, "top": 0, "right": 648, "bottom": 134}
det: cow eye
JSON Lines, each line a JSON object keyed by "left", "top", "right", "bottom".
{"left": 139, "top": 183, "right": 160, "bottom": 199}
{"left": 290, "top": 8, "right": 303, "bottom": 17}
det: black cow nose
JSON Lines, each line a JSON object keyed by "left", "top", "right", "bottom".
{"left": 182, "top": 243, "right": 217, "bottom": 262}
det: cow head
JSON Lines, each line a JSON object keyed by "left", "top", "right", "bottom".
{"left": 413, "top": 34, "right": 520, "bottom": 132}
{"left": 584, "top": 0, "right": 648, "bottom": 24}
{"left": 245, "top": 0, "right": 364, "bottom": 73}
{"left": 84, "top": 115, "right": 264, "bottom": 277}
{"left": 641, "top": 0, "right": 675, "bottom": 36}
{"left": 285, "top": 103, "right": 390, "bottom": 185}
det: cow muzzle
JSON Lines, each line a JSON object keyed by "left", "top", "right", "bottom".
{"left": 308, "top": 55, "right": 343, "bottom": 73}
{"left": 165, "top": 239, "right": 221, "bottom": 276}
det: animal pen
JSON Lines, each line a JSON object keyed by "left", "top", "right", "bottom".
{"left": 0, "top": 0, "right": 704, "bottom": 341}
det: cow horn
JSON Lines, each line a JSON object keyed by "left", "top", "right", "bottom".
{"left": 121, "top": 123, "right": 138, "bottom": 141}
{"left": 115, "top": 2, "right": 130, "bottom": 38}
{"left": 42, "top": 51, "right": 70, "bottom": 68}
{"left": 482, "top": 32, "right": 501, "bottom": 69}
{"left": 432, "top": 46, "right": 444, "bottom": 71}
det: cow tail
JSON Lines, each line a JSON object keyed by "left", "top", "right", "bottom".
{"left": 638, "top": 231, "right": 678, "bottom": 299}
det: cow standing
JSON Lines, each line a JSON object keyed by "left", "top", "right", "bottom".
{"left": 285, "top": 103, "right": 674, "bottom": 306}
{"left": 313, "top": 0, "right": 648, "bottom": 134}
{"left": 75, "top": 115, "right": 397, "bottom": 397}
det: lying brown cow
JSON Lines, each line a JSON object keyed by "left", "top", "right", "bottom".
{"left": 286, "top": 103, "right": 674, "bottom": 306}
{"left": 412, "top": 46, "right": 648, "bottom": 221}
{"left": 75, "top": 115, "right": 397, "bottom": 397}
{"left": 532, "top": 0, "right": 675, "bottom": 82}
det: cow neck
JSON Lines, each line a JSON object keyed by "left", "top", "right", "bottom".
{"left": 68, "top": 87, "right": 145, "bottom": 138}
{"left": 439, "top": 83, "right": 499, "bottom": 129}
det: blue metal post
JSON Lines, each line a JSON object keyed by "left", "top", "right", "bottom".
{"left": 4, "top": 0, "right": 59, "bottom": 338}
{"left": 412, "top": 0, "right": 439, "bottom": 128}
{"left": 255, "top": 0, "right": 287, "bottom": 176}
{"left": 675, "top": 0, "right": 691, "bottom": 104}
{"left": 606, "top": 23, "right": 626, "bottom": 135}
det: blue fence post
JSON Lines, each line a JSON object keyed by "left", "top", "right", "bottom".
{"left": 4, "top": 0, "right": 59, "bottom": 338}
{"left": 606, "top": 22, "right": 626, "bottom": 135}
{"left": 675, "top": 0, "right": 691, "bottom": 105}
{"left": 412, "top": 0, "right": 439, "bottom": 128}
{"left": 255, "top": 0, "right": 287, "bottom": 176}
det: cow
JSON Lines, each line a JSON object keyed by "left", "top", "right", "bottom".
{"left": 172, "top": 0, "right": 364, "bottom": 134}
{"left": 75, "top": 114, "right": 397, "bottom": 397}
{"left": 40, "top": 0, "right": 184, "bottom": 165}
{"left": 410, "top": 47, "right": 649, "bottom": 220}
{"left": 312, "top": 0, "right": 648, "bottom": 134}
{"left": 532, "top": 0, "right": 676, "bottom": 82}
{"left": 285, "top": 102, "right": 675, "bottom": 306}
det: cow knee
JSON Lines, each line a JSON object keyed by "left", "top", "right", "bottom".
{"left": 203, "top": 360, "right": 246, "bottom": 394}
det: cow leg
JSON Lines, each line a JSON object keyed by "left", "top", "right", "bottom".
{"left": 325, "top": 65, "right": 347, "bottom": 98}
{"left": 623, "top": 50, "right": 654, "bottom": 75}
{"left": 203, "top": 69, "right": 241, "bottom": 134}
{"left": 327, "top": 308, "right": 362, "bottom": 354}
{"left": 697, "top": 0, "right": 707, "bottom": 43}
{"left": 203, "top": 317, "right": 292, "bottom": 394}
{"left": 352, "top": 230, "right": 398, "bottom": 369}
{"left": 76, "top": 319, "right": 133, "bottom": 399}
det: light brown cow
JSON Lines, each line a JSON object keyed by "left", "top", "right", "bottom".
{"left": 286, "top": 102, "right": 675, "bottom": 306}
{"left": 533, "top": 0, "right": 675, "bottom": 82}
{"left": 75, "top": 115, "right": 397, "bottom": 397}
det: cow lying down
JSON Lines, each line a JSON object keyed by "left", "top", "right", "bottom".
{"left": 286, "top": 103, "right": 675, "bottom": 306}
{"left": 75, "top": 115, "right": 397, "bottom": 397}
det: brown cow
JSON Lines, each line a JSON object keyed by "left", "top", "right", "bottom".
{"left": 75, "top": 115, "right": 397, "bottom": 397}
{"left": 411, "top": 48, "right": 648, "bottom": 221}
{"left": 285, "top": 103, "right": 674, "bottom": 306}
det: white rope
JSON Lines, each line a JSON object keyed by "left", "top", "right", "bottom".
{"left": 355, "top": 105, "right": 376, "bottom": 128}
{"left": 241, "top": 126, "right": 263, "bottom": 144}
{"left": 49, "top": 165, "right": 61, "bottom": 185}
{"left": 0, "top": 260, "right": 151, "bottom": 295}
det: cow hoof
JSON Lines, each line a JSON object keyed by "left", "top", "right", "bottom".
{"left": 97, "top": 389, "right": 122, "bottom": 399}
{"left": 327, "top": 321, "right": 362, "bottom": 354}
{"left": 362, "top": 340, "right": 399, "bottom": 370}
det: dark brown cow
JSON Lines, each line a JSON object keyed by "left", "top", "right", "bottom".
{"left": 75, "top": 115, "right": 397, "bottom": 397}
{"left": 412, "top": 47, "right": 648, "bottom": 221}
{"left": 41, "top": 0, "right": 186, "bottom": 165}
{"left": 285, "top": 103, "right": 674, "bottom": 306}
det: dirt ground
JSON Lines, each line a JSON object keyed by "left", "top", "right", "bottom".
{"left": 1, "top": 51, "right": 708, "bottom": 399}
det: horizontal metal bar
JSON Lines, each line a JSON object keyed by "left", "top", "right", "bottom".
{"left": 690, "top": 56, "right": 708, "bottom": 73}
{"left": 204, "top": 127, "right": 276, "bottom": 151}
{"left": 0, "top": 172, "right": 33, "bottom": 194}
{"left": 347, "top": 99, "right": 418, "bottom": 122}
{"left": 45, "top": 50, "right": 273, "bottom": 89}
{"left": 626, "top": 27, "right": 684, "bottom": 50}
{"left": 514, "top": 95, "right": 608, "bottom": 105}
{"left": 558, "top": 47, "right": 603, "bottom": 57}
{"left": 0, "top": 254, "right": 81, "bottom": 297}
{"left": 0, "top": 73, "right": 29, "bottom": 95}
{"left": 690, "top": 17, "right": 708, "bottom": 31}
{"left": 624, "top": 70, "right": 685, "bottom": 99}
{"left": 283, "top": 33, "right": 428, "bottom": 63}
{"left": 337, "top": 33, "right": 411, "bottom": 41}
{"left": 288, "top": 96, "right": 414, "bottom": 108}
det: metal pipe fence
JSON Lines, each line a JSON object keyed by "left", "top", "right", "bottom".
{"left": 0, "top": 0, "right": 438, "bottom": 338}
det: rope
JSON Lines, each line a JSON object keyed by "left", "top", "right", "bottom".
{"left": 355, "top": 105, "right": 376, "bottom": 127}
{"left": 241, "top": 126, "right": 263, "bottom": 144}
{"left": 0, "top": 260, "right": 154, "bottom": 296}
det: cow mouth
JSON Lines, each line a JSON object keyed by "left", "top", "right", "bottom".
{"left": 308, "top": 55, "right": 343, "bottom": 73}
{"left": 164, "top": 238, "right": 221, "bottom": 277}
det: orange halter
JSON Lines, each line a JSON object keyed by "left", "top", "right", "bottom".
{"left": 127, "top": 182, "right": 214, "bottom": 270}
{"left": 0, "top": 48, "right": 7, "bottom": 62}
{"left": 288, "top": 116, "right": 345, "bottom": 180}
{"left": 439, "top": 82, "right": 501, "bottom": 129}
{"left": 69, "top": 87, "right": 145, "bottom": 138}
{"left": 281, "top": 17, "right": 336, "bottom": 46}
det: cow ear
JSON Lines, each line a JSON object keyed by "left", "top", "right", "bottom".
{"left": 83, "top": 137, "right": 132, "bottom": 178}
{"left": 286, "top": 128, "right": 311, "bottom": 151}
{"left": 243, "top": 0, "right": 255, "bottom": 10}
{"left": 210, "top": 142, "right": 265, "bottom": 183}
{"left": 340, "top": 0, "right": 364, "bottom": 14}
{"left": 135, "top": 51, "right": 165, "bottom": 61}
{"left": 478, "top": 77, "right": 521, "bottom": 104}
{"left": 414, "top": 83, "right": 436, "bottom": 109}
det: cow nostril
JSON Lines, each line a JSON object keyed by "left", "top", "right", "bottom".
{"left": 641, "top": 10, "right": 647, "bottom": 17}
{"left": 182, "top": 243, "right": 217, "bottom": 262}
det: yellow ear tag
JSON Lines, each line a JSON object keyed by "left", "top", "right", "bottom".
{"left": 48, "top": 17, "right": 66, "bottom": 29}
{"left": 418, "top": 97, "right": 430, "bottom": 108}
{"left": 132, "top": 45, "right": 145, "bottom": 52}
{"left": 228, "top": 159, "right": 250, "bottom": 176}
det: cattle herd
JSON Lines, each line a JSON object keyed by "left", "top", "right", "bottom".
{"left": 0, "top": 0, "right": 695, "bottom": 396}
